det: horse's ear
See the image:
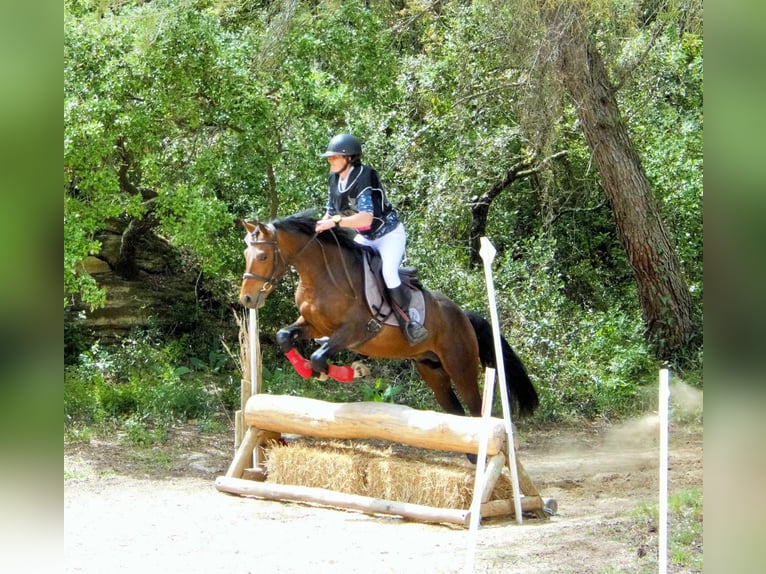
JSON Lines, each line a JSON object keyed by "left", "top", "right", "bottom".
{"left": 256, "top": 222, "right": 271, "bottom": 237}
{"left": 242, "top": 220, "right": 256, "bottom": 233}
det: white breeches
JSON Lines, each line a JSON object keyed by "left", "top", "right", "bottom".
{"left": 354, "top": 223, "right": 406, "bottom": 288}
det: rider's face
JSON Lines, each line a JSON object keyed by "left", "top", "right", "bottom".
{"left": 327, "top": 155, "right": 349, "bottom": 176}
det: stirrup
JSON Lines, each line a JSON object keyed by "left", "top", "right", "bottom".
{"left": 404, "top": 321, "right": 428, "bottom": 345}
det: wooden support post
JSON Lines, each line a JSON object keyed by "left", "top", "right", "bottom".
{"left": 515, "top": 456, "right": 541, "bottom": 497}
{"left": 226, "top": 427, "right": 257, "bottom": 479}
{"left": 234, "top": 409, "right": 244, "bottom": 449}
{"left": 480, "top": 495, "right": 544, "bottom": 518}
{"left": 240, "top": 379, "right": 251, "bottom": 417}
{"left": 226, "top": 427, "right": 282, "bottom": 479}
{"left": 480, "top": 452, "right": 506, "bottom": 503}
{"left": 215, "top": 476, "right": 471, "bottom": 527}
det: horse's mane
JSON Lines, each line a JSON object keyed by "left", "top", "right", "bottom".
{"left": 271, "top": 210, "right": 370, "bottom": 260}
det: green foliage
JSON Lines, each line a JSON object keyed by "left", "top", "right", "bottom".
{"left": 64, "top": 0, "right": 703, "bottom": 425}
{"left": 124, "top": 414, "right": 168, "bottom": 446}
{"left": 256, "top": 345, "right": 437, "bottom": 411}
{"left": 628, "top": 487, "right": 704, "bottom": 571}
{"left": 64, "top": 333, "right": 239, "bottom": 438}
{"left": 361, "top": 379, "right": 403, "bottom": 403}
{"left": 415, "top": 232, "right": 659, "bottom": 422}
{"left": 64, "top": 364, "right": 107, "bottom": 426}
{"left": 498, "top": 236, "right": 660, "bottom": 420}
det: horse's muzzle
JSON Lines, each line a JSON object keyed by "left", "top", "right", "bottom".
{"left": 240, "top": 291, "right": 265, "bottom": 309}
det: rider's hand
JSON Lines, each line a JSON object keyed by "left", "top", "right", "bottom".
{"left": 315, "top": 218, "right": 336, "bottom": 233}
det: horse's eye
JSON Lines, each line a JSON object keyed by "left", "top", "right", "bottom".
{"left": 257, "top": 253, "right": 268, "bottom": 262}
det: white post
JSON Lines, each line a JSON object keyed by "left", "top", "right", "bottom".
{"left": 479, "top": 237, "right": 523, "bottom": 525}
{"left": 249, "top": 308, "right": 261, "bottom": 465}
{"left": 464, "top": 368, "right": 497, "bottom": 573}
{"left": 469, "top": 368, "right": 497, "bottom": 531}
{"left": 659, "top": 368, "right": 670, "bottom": 574}
{"left": 249, "top": 308, "right": 259, "bottom": 395}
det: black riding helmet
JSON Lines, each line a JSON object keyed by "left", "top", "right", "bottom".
{"left": 320, "top": 133, "right": 362, "bottom": 157}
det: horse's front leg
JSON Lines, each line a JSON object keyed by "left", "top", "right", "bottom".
{"left": 276, "top": 319, "right": 309, "bottom": 353}
{"left": 309, "top": 332, "right": 357, "bottom": 383}
{"left": 276, "top": 319, "right": 315, "bottom": 379}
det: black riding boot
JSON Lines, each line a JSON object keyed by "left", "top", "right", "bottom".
{"left": 389, "top": 285, "right": 429, "bottom": 345}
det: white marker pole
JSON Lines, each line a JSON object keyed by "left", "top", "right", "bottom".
{"left": 479, "top": 237, "right": 523, "bottom": 525}
{"left": 659, "top": 368, "right": 670, "bottom": 574}
{"left": 249, "top": 308, "right": 261, "bottom": 465}
{"left": 464, "top": 367, "right": 497, "bottom": 573}
{"left": 249, "top": 308, "right": 258, "bottom": 396}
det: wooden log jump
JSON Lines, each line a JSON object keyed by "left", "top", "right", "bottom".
{"left": 242, "top": 394, "right": 508, "bottom": 456}
{"left": 216, "top": 394, "right": 550, "bottom": 526}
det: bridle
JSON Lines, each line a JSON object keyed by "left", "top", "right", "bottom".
{"left": 242, "top": 222, "right": 359, "bottom": 300}
{"left": 242, "top": 237, "right": 284, "bottom": 294}
{"left": 242, "top": 226, "right": 317, "bottom": 293}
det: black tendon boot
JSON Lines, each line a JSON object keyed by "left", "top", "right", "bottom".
{"left": 389, "top": 285, "right": 429, "bottom": 345}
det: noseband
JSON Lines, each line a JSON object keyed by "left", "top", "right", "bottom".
{"left": 242, "top": 236, "right": 285, "bottom": 293}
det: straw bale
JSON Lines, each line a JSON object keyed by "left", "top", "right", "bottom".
{"left": 365, "top": 457, "right": 475, "bottom": 509}
{"left": 263, "top": 439, "right": 520, "bottom": 510}
{"left": 265, "top": 440, "right": 382, "bottom": 494}
{"left": 490, "top": 472, "right": 515, "bottom": 501}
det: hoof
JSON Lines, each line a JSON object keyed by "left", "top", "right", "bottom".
{"left": 543, "top": 498, "right": 558, "bottom": 516}
{"left": 351, "top": 361, "right": 371, "bottom": 378}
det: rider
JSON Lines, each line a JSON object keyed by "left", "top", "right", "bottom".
{"left": 314, "top": 133, "right": 428, "bottom": 345}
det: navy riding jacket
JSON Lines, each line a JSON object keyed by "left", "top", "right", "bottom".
{"left": 325, "top": 165, "right": 400, "bottom": 239}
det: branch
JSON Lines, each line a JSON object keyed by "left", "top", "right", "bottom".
{"left": 468, "top": 150, "right": 567, "bottom": 267}
{"left": 471, "top": 150, "right": 567, "bottom": 207}
{"left": 613, "top": 19, "right": 667, "bottom": 92}
{"left": 117, "top": 138, "right": 158, "bottom": 201}
{"left": 547, "top": 199, "right": 608, "bottom": 225}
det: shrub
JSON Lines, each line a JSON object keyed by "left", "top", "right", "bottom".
{"left": 64, "top": 333, "right": 239, "bottom": 437}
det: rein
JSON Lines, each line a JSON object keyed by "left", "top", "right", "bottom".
{"left": 321, "top": 230, "right": 358, "bottom": 297}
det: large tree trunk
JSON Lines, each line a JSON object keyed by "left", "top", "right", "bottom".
{"left": 547, "top": 8, "right": 697, "bottom": 360}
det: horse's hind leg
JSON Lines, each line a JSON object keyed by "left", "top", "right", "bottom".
{"left": 414, "top": 360, "right": 465, "bottom": 416}
{"left": 438, "top": 340, "right": 484, "bottom": 417}
{"left": 415, "top": 359, "right": 482, "bottom": 464}
{"left": 446, "top": 368, "right": 483, "bottom": 418}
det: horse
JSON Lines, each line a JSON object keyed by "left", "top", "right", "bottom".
{"left": 239, "top": 210, "right": 539, "bottom": 424}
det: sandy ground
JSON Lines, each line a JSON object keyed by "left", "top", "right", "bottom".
{"left": 64, "top": 402, "right": 702, "bottom": 573}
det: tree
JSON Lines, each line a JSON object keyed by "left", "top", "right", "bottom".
{"left": 64, "top": 0, "right": 406, "bottom": 311}
{"left": 537, "top": 2, "right": 698, "bottom": 360}
{"left": 445, "top": 0, "right": 701, "bottom": 362}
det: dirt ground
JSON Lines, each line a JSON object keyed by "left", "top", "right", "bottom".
{"left": 64, "top": 401, "right": 702, "bottom": 573}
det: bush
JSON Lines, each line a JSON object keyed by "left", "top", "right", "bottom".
{"left": 64, "top": 367, "right": 106, "bottom": 426}
{"left": 64, "top": 333, "right": 239, "bottom": 437}
{"left": 495, "top": 237, "right": 660, "bottom": 421}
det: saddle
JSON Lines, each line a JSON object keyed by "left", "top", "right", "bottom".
{"left": 362, "top": 250, "right": 426, "bottom": 329}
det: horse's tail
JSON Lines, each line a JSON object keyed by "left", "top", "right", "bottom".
{"left": 467, "top": 311, "right": 539, "bottom": 416}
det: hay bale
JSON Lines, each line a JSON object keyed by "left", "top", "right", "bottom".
{"left": 265, "top": 440, "right": 381, "bottom": 494}
{"left": 490, "top": 472, "right": 515, "bottom": 501}
{"left": 365, "top": 456, "right": 475, "bottom": 509}
{"left": 264, "top": 439, "right": 516, "bottom": 510}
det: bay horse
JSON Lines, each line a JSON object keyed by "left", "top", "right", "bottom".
{"left": 239, "top": 211, "right": 538, "bottom": 422}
